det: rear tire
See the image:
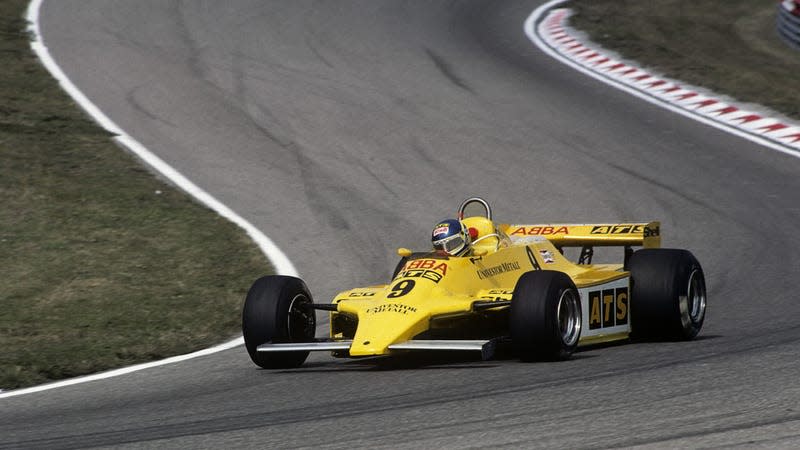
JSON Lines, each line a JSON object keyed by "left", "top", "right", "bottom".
{"left": 242, "top": 275, "right": 316, "bottom": 369}
{"left": 510, "top": 271, "right": 582, "bottom": 361}
{"left": 629, "top": 249, "right": 707, "bottom": 340}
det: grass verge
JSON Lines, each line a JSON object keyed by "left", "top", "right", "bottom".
{"left": 0, "top": 0, "right": 271, "bottom": 390}
{"left": 569, "top": 0, "right": 800, "bottom": 120}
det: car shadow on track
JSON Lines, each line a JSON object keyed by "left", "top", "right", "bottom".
{"left": 267, "top": 353, "right": 499, "bottom": 373}
{"left": 266, "top": 345, "right": 602, "bottom": 373}
{"left": 261, "top": 335, "right": 721, "bottom": 374}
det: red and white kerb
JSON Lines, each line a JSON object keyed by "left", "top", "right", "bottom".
{"left": 537, "top": 9, "right": 800, "bottom": 151}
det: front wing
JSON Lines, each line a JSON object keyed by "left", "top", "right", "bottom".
{"left": 257, "top": 339, "right": 498, "bottom": 360}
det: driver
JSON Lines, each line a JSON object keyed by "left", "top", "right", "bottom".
{"left": 431, "top": 219, "right": 473, "bottom": 256}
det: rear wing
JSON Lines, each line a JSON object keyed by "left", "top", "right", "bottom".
{"left": 500, "top": 222, "right": 661, "bottom": 248}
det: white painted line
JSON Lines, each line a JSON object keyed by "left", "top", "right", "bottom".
{"left": 3, "top": 0, "right": 299, "bottom": 399}
{"left": 525, "top": 0, "right": 800, "bottom": 161}
{"left": 0, "top": 338, "right": 244, "bottom": 399}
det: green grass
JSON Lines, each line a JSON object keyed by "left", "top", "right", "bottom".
{"left": 0, "top": 0, "right": 271, "bottom": 390}
{"left": 569, "top": 0, "right": 800, "bottom": 120}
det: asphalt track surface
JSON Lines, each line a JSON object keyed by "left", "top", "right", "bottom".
{"left": 3, "top": 1, "right": 800, "bottom": 448}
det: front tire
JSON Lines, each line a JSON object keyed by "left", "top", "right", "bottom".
{"left": 242, "top": 275, "right": 316, "bottom": 369}
{"left": 629, "top": 249, "right": 707, "bottom": 340}
{"left": 510, "top": 271, "right": 582, "bottom": 361}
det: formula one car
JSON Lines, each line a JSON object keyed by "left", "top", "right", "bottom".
{"left": 242, "top": 197, "right": 706, "bottom": 368}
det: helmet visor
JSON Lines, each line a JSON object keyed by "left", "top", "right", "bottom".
{"left": 434, "top": 234, "right": 466, "bottom": 256}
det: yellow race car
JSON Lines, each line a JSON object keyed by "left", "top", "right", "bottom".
{"left": 242, "top": 197, "right": 706, "bottom": 368}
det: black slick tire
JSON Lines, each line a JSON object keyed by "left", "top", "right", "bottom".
{"left": 629, "top": 249, "right": 707, "bottom": 340}
{"left": 510, "top": 271, "right": 582, "bottom": 361}
{"left": 242, "top": 275, "right": 316, "bottom": 369}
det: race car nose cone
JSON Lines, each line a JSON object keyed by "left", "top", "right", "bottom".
{"left": 348, "top": 308, "right": 430, "bottom": 357}
{"left": 349, "top": 339, "right": 382, "bottom": 356}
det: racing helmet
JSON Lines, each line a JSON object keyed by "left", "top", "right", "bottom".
{"left": 431, "top": 219, "right": 471, "bottom": 256}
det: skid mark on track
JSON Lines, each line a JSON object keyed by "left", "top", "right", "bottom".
{"left": 425, "top": 47, "right": 475, "bottom": 94}
{"left": 125, "top": 84, "right": 178, "bottom": 128}
{"left": 305, "top": 36, "right": 335, "bottom": 69}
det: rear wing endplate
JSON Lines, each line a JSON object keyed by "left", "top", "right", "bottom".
{"left": 500, "top": 222, "right": 660, "bottom": 248}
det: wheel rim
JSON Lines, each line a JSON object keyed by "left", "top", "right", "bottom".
{"left": 686, "top": 269, "right": 706, "bottom": 324}
{"left": 287, "top": 294, "right": 315, "bottom": 341}
{"left": 557, "top": 289, "right": 581, "bottom": 346}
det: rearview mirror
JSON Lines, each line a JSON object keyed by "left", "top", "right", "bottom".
{"left": 397, "top": 248, "right": 412, "bottom": 257}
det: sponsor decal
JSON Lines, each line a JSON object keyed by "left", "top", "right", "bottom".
{"left": 510, "top": 226, "right": 570, "bottom": 236}
{"left": 476, "top": 261, "right": 521, "bottom": 279}
{"left": 365, "top": 303, "right": 418, "bottom": 315}
{"left": 539, "top": 249, "right": 555, "bottom": 264}
{"left": 403, "top": 259, "right": 448, "bottom": 275}
{"left": 510, "top": 235, "right": 547, "bottom": 244}
{"left": 476, "top": 289, "right": 514, "bottom": 302}
{"left": 488, "top": 289, "right": 513, "bottom": 295}
{"left": 588, "top": 287, "right": 628, "bottom": 330}
{"left": 433, "top": 225, "right": 450, "bottom": 237}
{"left": 644, "top": 225, "right": 660, "bottom": 238}
{"left": 348, "top": 291, "right": 376, "bottom": 297}
{"left": 590, "top": 225, "right": 644, "bottom": 235}
{"left": 398, "top": 268, "right": 443, "bottom": 283}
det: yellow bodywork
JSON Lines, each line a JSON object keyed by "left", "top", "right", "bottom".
{"left": 329, "top": 220, "right": 661, "bottom": 357}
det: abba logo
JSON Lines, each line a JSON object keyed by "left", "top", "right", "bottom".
{"left": 509, "top": 226, "right": 570, "bottom": 236}
{"left": 588, "top": 287, "right": 628, "bottom": 330}
{"left": 404, "top": 259, "right": 448, "bottom": 275}
{"left": 399, "top": 259, "right": 448, "bottom": 283}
